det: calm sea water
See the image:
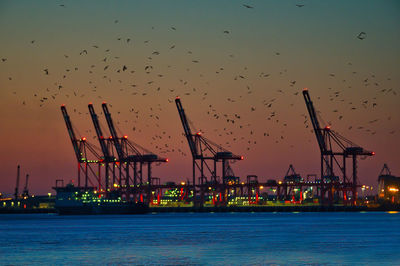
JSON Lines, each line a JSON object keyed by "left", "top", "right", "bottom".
{"left": 0, "top": 212, "right": 399, "bottom": 265}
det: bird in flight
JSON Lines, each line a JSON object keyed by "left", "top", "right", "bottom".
{"left": 243, "top": 4, "right": 253, "bottom": 8}
{"left": 357, "top": 32, "right": 366, "bottom": 40}
{"left": 296, "top": 4, "right": 304, "bottom": 7}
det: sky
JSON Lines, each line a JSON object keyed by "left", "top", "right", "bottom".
{"left": 0, "top": 0, "right": 399, "bottom": 195}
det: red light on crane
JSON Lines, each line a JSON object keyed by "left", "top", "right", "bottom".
{"left": 123, "top": 135, "right": 128, "bottom": 139}
{"left": 303, "top": 88, "right": 308, "bottom": 91}
{"left": 165, "top": 158, "right": 169, "bottom": 162}
{"left": 61, "top": 104, "right": 65, "bottom": 107}
{"left": 240, "top": 156, "right": 244, "bottom": 160}
{"left": 89, "top": 102, "right": 92, "bottom": 105}
{"left": 196, "top": 132, "right": 202, "bottom": 136}
{"left": 82, "top": 137, "right": 87, "bottom": 141}
{"left": 176, "top": 96, "right": 180, "bottom": 99}
{"left": 102, "top": 101, "right": 107, "bottom": 104}
{"left": 325, "top": 125, "right": 331, "bottom": 130}
{"left": 371, "top": 152, "right": 375, "bottom": 155}
{"left": 109, "top": 136, "right": 113, "bottom": 139}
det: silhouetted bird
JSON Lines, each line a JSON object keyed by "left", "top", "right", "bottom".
{"left": 357, "top": 32, "right": 366, "bottom": 40}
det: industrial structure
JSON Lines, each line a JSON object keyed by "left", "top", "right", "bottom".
{"left": 378, "top": 164, "right": 400, "bottom": 204}
{"left": 302, "top": 88, "right": 374, "bottom": 205}
{"left": 49, "top": 89, "right": 381, "bottom": 213}
{"left": 175, "top": 97, "right": 243, "bottom": 207}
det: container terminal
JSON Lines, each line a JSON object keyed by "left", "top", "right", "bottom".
{"left": 1, "top": 89, "right": 399, "bottom": 214}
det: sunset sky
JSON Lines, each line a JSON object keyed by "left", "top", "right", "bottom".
{"left": 0, "top": 1, "right": 399, "bottom": 195}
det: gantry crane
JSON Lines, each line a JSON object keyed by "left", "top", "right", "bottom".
{"left": 175, "top": 97, "right": 243, "bottom": 207}
{"left": 302, "top": 88, "right": 374, "bottom": 205}
{"left": 61, "top": 105, "right": 103, "bottom": 189}
{"left": 101, "top": 102, "right": 167, "bottom": 203}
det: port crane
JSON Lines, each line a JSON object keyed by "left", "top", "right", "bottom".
{"left": 101, "top": 102, "right": 167, "bottom": 203}
{"left": 175, "top": 97, "right": 243, "bottom": 206}
{"left": 61, "top": 105, "right": 103, "bottom": 189}
{"left": 302, "top": 88, "right": 374, "bottom": 205}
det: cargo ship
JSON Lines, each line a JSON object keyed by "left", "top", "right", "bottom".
{"left": 53, "top": 184, "right": 148, "bottom": 215}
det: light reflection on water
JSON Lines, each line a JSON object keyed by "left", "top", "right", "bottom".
{"left": 0, "top": 212, "right": 399, "bottom": 265}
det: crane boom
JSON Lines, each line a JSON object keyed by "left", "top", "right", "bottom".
{"left": 61, "top": 105, "right": 83, "bottom": 162}
{"left": 88, "top": 104, "right": 113, "bottom": 161}
{"left": 175, "top": 97, "right": 198, "bottom": 158}
{"left": 302, "top": 89, "right": 327, "bottom": 153}
{"left": 102, "top": 103, "right": 124, "bottom": 161}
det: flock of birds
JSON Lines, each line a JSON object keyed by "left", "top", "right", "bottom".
{"left": 1, "top": 3, "right": 397, "bottom": 163}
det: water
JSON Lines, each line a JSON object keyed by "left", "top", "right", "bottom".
{"left": 0, "top": 212, "right": 399, "bottom": 265}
